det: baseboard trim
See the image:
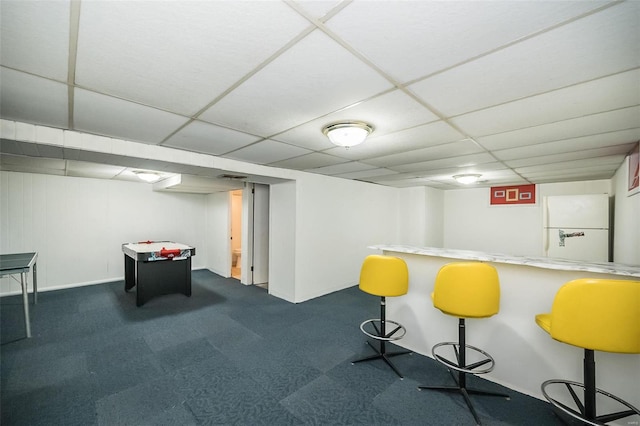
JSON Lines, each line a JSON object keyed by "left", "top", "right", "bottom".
{"left": 0, "top": 267, "right": 208, "bottom": 297}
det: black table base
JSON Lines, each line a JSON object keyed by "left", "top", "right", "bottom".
{"left": 124, "top": 255, "right": 192, "bottom": 306}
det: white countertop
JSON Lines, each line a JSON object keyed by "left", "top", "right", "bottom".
{"left": 370, "top": 245, "right": 640, "bottom": 278}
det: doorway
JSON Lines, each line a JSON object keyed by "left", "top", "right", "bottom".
{"left": 229, "top": 184, "right": 269, "bottom": 288}
{"left": 248, "top": 183, "right": 269, "bottom": 289}
{"left": 230, "top": 190, "right": 242, "bottom": 279}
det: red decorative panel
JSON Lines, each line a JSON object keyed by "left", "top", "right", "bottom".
{"left": 490, "top": 184, "right": 536, "bottom": 205}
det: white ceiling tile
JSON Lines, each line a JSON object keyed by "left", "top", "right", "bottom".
{"left": 375, "top": 175, "right": 520, "bottom": 189}
{"left": 452, "top": 69, "right": 640, "bottom": 137}
{"left": 365, "top": 171, "right": 426, "bottom": 182}
{"left": 274, "top": 90, "right": 439, "bottom": 150}
{"left": 270, "top": 152, "right": 349, "bottom": 170}
{"left": 494, "top": 130, "right": 640, "bottom": 161}
{"left": 64, "top": 149, "right": 116, "bottom": 167}
{"left": 326, "top": 1, "right": 608, "bottom": 82}
{"left": 519, "top": 160, "right": 623, "bottom": 182}
{"left": 477, "top": 106, "right": 640, "bottom": 151}
{"left": 368, "top": 177, "right": 430, "bottom": 188}
{"left": 163, "top": 120, "right": 260, "bottom": 155}
{"left": 223, "top": 140, "right": 312, "bottom": 165}
{"left": 272, "top": 123, "right": 335, "bottom": 152}
{"left": 75, "top": 1, "right": 309, "bottom": 115}
{"left": 199, "top": 30, "right": 393, "bottom": 136}
{"left": 66, "top": 161, "right": 127, "bottom": 179}
{"left": 305, "top": 161, "right": 376, "bottom": 175}
{"left": 74, "top": 89, "right": 190, "bottom": 144}
{"left": 0, "top": 69, "right": 68, "bottom": 128}
{"left": 391, "top": 153, "right": 496, "bottom": 173}
{"left": 530, "top": 173, "right": 616, "bottom": 184}
{"left": 290, "top": 0, "right": 343, "bottom": 19}
{"left": 410, "top": 2, "right": 639, "bottom": 116}
{"left": 0, "top": 164, "right": 66, "bottom": 176}
{"left": 507, "top": 146, "right": 631, "bottom": 168}
{"left": 0, "top": 154, "right": 65, "bottom": 171}
{"left": 364, "top": 140, "right": 484, "bottom": 168}
{"left": 519, "top": 156, "right": 624, "bottom": 172}
{"left": 522, "top": 164, "right": 621, "bottom": 179}
{"left": 1, "top": 1, "right": 635, "bottom": 190}
{"left": 334, "top": 168, "right": 399, "bottom": 180}
{"left": 0, "top": 1, "right": 70, "bottom": 80}
{"left": 394, "top": 162, "right": 508, "bottom": 179}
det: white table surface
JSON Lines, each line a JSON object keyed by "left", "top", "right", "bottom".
{"left": 123, "top": 242, "right": 193, "bottom": 253}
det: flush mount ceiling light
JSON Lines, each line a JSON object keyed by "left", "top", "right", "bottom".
{"left": 453, "top": 174, "right": 482, "bottom": 184}
{"left": 322, "top": 121, "right": 373, "bottom": 147}
{"left": 134, "top": 171, "right": 161, "bottom": 183}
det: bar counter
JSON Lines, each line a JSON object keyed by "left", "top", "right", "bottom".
{"left": 369, "top": 245, "right": 640, "bottom": 417}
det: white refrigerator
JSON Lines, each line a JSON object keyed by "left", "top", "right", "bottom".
{"left": 542, "top": 194, "right": 610, "bottom": 262}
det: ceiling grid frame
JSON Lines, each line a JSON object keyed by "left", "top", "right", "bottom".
{"left": 0, "top": 0, "right": 637, "bottom": 190}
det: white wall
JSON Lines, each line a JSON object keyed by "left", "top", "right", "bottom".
{"left": 442, "top": 179, "right": 627, "bottom": 259}
{"left": 397, "top": 187, "right": 426, "bottom": 246}
{"left": 204, "top": 191, "right": 232, "bottom": 277}
{"left": 612, "top": 154, "right": 640, "bottom": 265}
{"left": 395, "top": 186, "right": 445, "bottom": 247}
{"left": 424, "top": 186, "right": 445, "bottom": 247}
{"left": 292, "top": 173, "right": 402, "bottom": 302}
{"left": 0, "top": 121, "right": 417, "bottom": 303}
{"left": 3, "top": 121, "right": 636, "bottom": 304}
{"left": 443, "top": 187, "right": 541, "bottom": 256}
{"left": 269, "top": 180, "right": 297, "bottom": 301}
{"left": 0, "top": 123, "right": 426, "bottom": 302}
{"left": 0, "top": 171, "right": 207, "bottom": 294}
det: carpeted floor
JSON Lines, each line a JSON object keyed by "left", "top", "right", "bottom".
{"left": 1, "top": 270, "right": 565, "bottom": 425}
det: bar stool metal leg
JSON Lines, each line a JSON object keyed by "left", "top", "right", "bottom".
{"left": 352, "top": 296, "right": 411, "bottom": 378}
{"left": 418, "top": 319, "right": 508, "bottom": 425}
{"left": 541, "top": 349, "right": 640, "bottom": 426}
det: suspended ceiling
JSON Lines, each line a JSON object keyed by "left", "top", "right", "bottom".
{"left": 1, "top": 0, "right": 639, "bottom": 189}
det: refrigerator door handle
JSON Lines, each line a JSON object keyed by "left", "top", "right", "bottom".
{"left": 543, "top": 198, "right": 549, "bottom": 255}
{"left": 558, "top": 230, "right": 586, "bottom": 247}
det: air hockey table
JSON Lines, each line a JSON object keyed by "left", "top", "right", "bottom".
{"left": 122, "top": 241, "right": 196, "bottom": 306}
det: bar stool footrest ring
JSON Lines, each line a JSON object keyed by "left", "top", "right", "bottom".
{"left": 359, "top": 318, "right": 406, "bottom": 341}
{"left": 432, "top": 342, "right": 496, "bottom": 375}
{"left": 541, "top": 379, "right": 640, "bottom": 426}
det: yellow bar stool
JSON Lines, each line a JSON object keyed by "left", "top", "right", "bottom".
{"left": 352, "top": 254, "right": 411, "bottom": 378}
{"left": 418, "top": 262, "right": 509, "bottom": 425}
{"left": 535, "top": 278, "right": 640, "bottom": 425}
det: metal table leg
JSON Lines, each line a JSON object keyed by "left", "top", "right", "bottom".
{"left": 21, "top": 272, "right": 32, "bottom": 338}
{"left": 32, "top": 261, "right": 38, "bottom": 304}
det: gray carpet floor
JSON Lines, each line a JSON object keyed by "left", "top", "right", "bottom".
{"left": 1, "top": 269, "right": 565, "bottom": 425}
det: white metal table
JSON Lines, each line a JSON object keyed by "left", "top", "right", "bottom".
{"left": 0, "top": 252, "right": 38, "bottom": 338}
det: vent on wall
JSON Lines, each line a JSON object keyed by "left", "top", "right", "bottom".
{"left": 217, "top": 174, "right": 248, "bottom": 180}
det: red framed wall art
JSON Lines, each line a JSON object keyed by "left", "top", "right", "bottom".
{"left": 490, "top": 184, "right": 536, "bottom": 205}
